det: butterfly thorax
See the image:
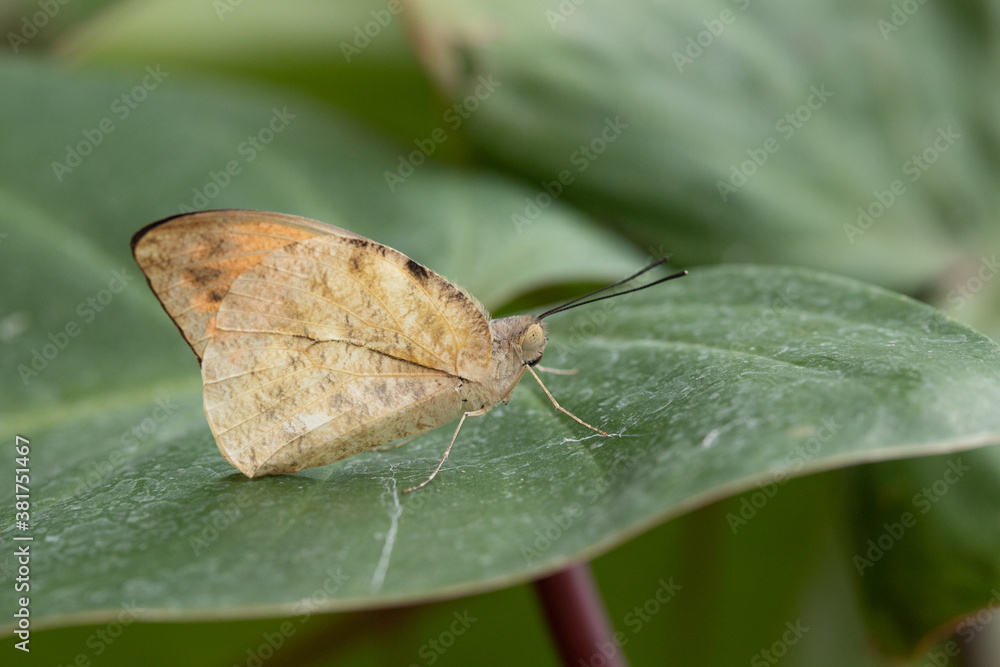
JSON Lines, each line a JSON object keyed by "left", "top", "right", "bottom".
{"left": 460, "top": 315, "right": 548, "bottom": 412}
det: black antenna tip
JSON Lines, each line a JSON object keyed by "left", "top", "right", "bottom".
{"left": 538, "top": 264, "right": 688, "bottom": 319}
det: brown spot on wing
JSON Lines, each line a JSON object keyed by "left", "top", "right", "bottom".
{"left": 182, "top": 266, "right": 225, "bottom": 287}
{"left": 405, "top": 258, "right": 431, "bottom": 283}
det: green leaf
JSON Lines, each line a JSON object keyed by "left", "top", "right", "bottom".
{"left": 53, "top": 0, "right": 445, "bottom": 149}
{"left": 6, "top": 229, "right": 1000, "bottom": 632}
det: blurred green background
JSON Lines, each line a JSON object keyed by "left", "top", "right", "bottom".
{"left": 3, "top": 0, "right": 1000, "bottom": 665}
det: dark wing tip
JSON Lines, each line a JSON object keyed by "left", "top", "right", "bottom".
{"left": 131, "top": 211, "right": 190, "bottom": 255}
{"left": 130, "top": 209, "right": 267, "bottom": 255}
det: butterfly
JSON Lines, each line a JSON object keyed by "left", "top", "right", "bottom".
{"left": 132, "top": 210, "right": 685, "bottom": 492}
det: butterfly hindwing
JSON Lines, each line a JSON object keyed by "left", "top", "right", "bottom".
{"left": 202, "top": 331, "right": 467, "bottom": 476}
{"left": 198, "top": 228, "right": 494, "bottom": 476}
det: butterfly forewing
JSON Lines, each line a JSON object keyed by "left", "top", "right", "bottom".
{"left": 198, "top": 228, "right": 494, "bottom": 476}
{"left": 212, "top": 235, "right": 490, "bottom": 376}
{"left": 131, "top": 210, "right": 362, "bottom": 360}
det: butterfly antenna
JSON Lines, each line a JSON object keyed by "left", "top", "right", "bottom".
{"left": 538, "top": 261, "right": 687, "bottom": 319}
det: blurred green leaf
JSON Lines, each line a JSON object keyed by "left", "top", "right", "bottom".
{"left": 408, "top": 0, "right": 1000, "bottom": 291}
{"left": 24, "top": 586, "right": 555, "bottom": 667}
{"left": 0, "top": 0, "right": 126, "bottom": 52}
{"left": 931, "top": 236, "right": 1000, "bottom": 345}
{"left": 845, "top": 447, "right": 1000, "bottom": 656}
{"left": 591, "top": 473, "right": 828, "bottom": 666}
{"left": 53, "top": 0, "right": 445, "bottom": 148}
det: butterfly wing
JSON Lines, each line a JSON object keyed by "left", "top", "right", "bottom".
{"left": 199, "top": 231, "right": 493, "bottom": 476}
{"left": 131, "top": 210, "right": 363, "bottom": 361}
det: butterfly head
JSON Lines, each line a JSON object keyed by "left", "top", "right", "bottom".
{"left": 491, "top": 315, "right": 548, "bottom": 367}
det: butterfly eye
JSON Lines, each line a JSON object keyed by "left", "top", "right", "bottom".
{"left": 520, "top": 323, "right": 547, "bottom": 360}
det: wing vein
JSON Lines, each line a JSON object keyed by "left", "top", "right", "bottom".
{"left": 213, "top": 371, "right": 331, "bottom": 435}
{"left": 208, "top": 366, "right": 313, "bottom": 407}
{"left": 232, "top": 257, "right": 455, "bottom": 371}
{"left": 237, "top": 272, "right": 451, "bottom": 370}
{"left": 203, "top": 362, "right": 294, "bottom": 385}
{"left": 256, "top": 379, "right": 456, "bottom": 462}
{"left": 305, "top": 250, "right": 463, "bottom": 372}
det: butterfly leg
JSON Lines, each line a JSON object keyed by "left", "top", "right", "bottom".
{"left": 403, "top": 408, "right": 488, "bottom": 494}
{"left": 533, "top": 365, "right": 578, "bottom": 375}
{"left": 375, "top": 434, "right": 421, "bottom": 452}
{"left": 525, "top": 364, "right": 609, "bottom": 437}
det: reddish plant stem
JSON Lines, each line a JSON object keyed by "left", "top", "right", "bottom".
{"left": 534, "top": 562, "right": 629, "bottom": 667}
